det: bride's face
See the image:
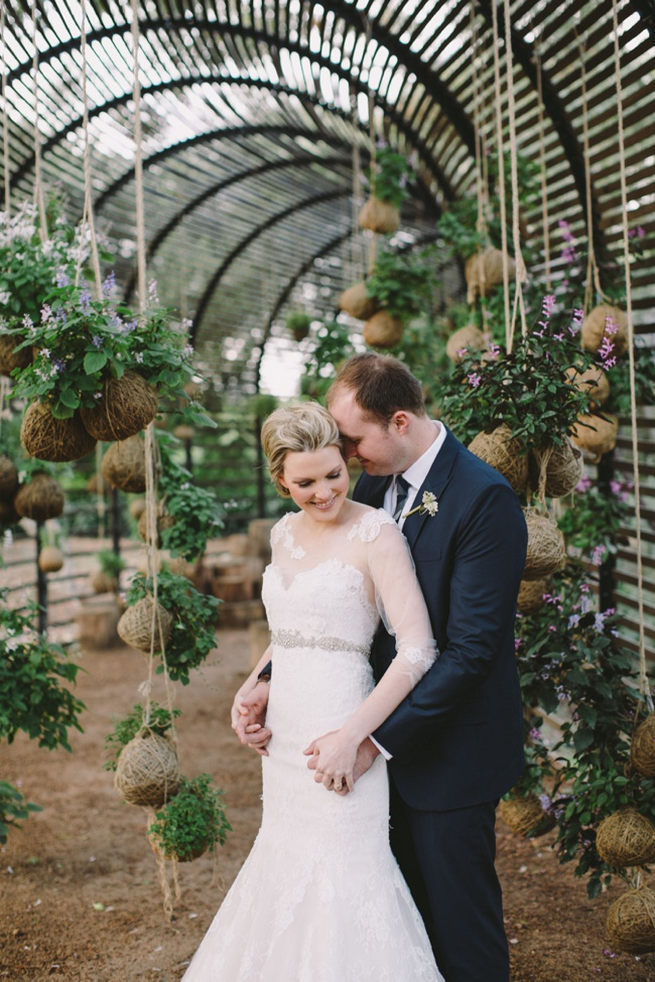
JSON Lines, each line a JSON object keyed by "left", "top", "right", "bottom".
{"left": 281, "top": 445, "right": 349, "bottom": 522}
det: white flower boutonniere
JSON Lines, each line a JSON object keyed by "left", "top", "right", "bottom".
{"left": 402, "top": 490, "right": 438, "bottom": 519}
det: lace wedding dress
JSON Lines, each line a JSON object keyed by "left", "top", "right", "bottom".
{"left": 182, "top": 507, "right": 443, "bottom": 982}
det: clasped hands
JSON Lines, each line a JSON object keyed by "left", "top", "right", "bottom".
{"left": 231, "top": 681, "right": 379, "bottom": 795}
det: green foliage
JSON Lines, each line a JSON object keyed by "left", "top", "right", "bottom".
{"left": 96, "top": 548, "right": 126, "bottom": 578}
{"left": 285, "top": 311, "right": 313, "bottom": 341}
{"left": 0, "top": 781, "right": 42, "bottom": 845}
{"left": 148, "top": 773, "right": 231, "bottom": 861}
{"left": 365, "top": 246, "right": 438, "bottom": 321}
{"left": 0, "top": 200, "right": 78, "bottom": 330}
{"left": 103, "top": 702, "right": 181, "bottom": 772}
{"left": 300, "top": 319, "right": 356, "bottom": 400}
{"left": 0, "top": 592, "right": 85, "bottom": 751}
{"left": 127, "top": 570, "right": 220, "bottom": 685}
{"left": 365, "top": 146, "right": 410, "bottom": 208}
{"left": 437, "top": 197, "right": 481, "bottom": 258}
{"left": 515, "top": 568, "right": 655, "bottom": 897}
{"left": 557, "top": 476, "right": 632, "bottom": 565}
{"left": 158, "top": 435, "right": 224, "bottom": 561}
{"left": 604, "top": 342, "right": 655, "bottom": 416}
{"left": 10, "top": 280, "right": 195, "bottom": 419}
{"left": 439, "top": 302, "right": 594, "bottom": 451}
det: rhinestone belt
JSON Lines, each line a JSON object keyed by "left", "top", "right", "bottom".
{"left": 271, "top": 628, "right": 369, "bottom": 657}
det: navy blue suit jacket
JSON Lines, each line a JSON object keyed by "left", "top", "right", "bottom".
{"left": 354, "top": 429, "right": 526, "bottom": 812}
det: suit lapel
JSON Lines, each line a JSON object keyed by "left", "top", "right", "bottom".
{"left": 353, "top": 472, "right": 392, "bottom": 509}
{"left": 402, "top": 430, "right": 460, "bottom": 547}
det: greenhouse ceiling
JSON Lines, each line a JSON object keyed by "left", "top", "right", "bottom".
{"left": 2, "top": 0, "right": 654, "bottom": 398}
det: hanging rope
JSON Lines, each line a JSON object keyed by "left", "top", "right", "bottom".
{"left": 611, "top": 0, "right": 650, "bottom": 712}
{"left": 1, "top": 4, "right": 10, "bottom": 219}
{"left": 129, "top": 0, "right": 179, "bottom": 916}
{"left": 576, "top": 30, "right": 611, "bottom": 313}
{"left": 534, "top": 42, "right": 551, "bottom": 293}
{"left": 490, "top": 0, "right": 511, "bottom": 350}
{"left": 30, "top": 1, "right": 48, "bottom": 242}
{"left": 470, "top": 4, "right": 487, "bottom": 243}
{"left": 78, "top": 0, "right": 103, "bottom": 297}
{"left": 365, "top": 19, "right": 377, "bottom": 276}
{"left": 502, "top": 0, "right": 528, "bottom": 343}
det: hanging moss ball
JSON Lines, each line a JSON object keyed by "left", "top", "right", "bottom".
{"left": 0, "top": 455, "right": 19, "bottom": 499}
{"left": 445, "top": 324, "right": 486, "bottom": 363}
{"left": 581, "top": 304, "right": 628, "bottom": 356}
{"left": 596, "top": 809, "right": 655, "bottom": 868}
{"left": 338, "top": 281, "right": 379, "bottom": 321}
{"left": 363, "top": 310, "right": 403, "bottom": 348}
{"left": 90, "top": 570, "right": 118, "bottom": 594}
{"left": 21, "top": 402, "right": 97, "bottom": 462}
{"left": 571, "top": 413, "right": 619, "bottom": 460}
{"left": 523, "top": 512, "right": 566, "bottom": 581}
{"left": 517, "top": 578, "right": 548, "bottom": 614}
{"left": 465, "top": 246, "right": 516, "bottom": 303}
{"left": 80, "top": 370, "right": 158, "bottom": 442}
{"left": 38, "top": 545, "right": 64, "bottom": 573}
{"left": 498, "top": 795, "right": 554, "bottom": 838}
{"left": 137, "top": 507, "right": 175, "bottom": 549}
{"left": 14, "top": 472, "right": 65, "bottom": 522}
{"left": 565, "top": 364, "right": 610, "bottom": 409}
{"left": 531, "top": 439, "right": 584, "bottom": 499}
{"left": 468, "top": 425, "right": 528, "bottom": 493}
{"left": 606, "top": 886, "right": 655, "bottom": 954}
{"left": 114, "top": 731, "right": 182, "bottom": 808}
{"left": 0, "top": 333, "right": 32, "bottom": 376}
{"left": 117, "top": 595, "right": 173, "bottom": 653}
{"left": 358, "top": 195, "right": 400, "bottom": 235}
{"left": 101, "top": 435, "right": 146, "bottom": 493}
{"left": 630, "top": 714, "right": 655, "bottom": 778}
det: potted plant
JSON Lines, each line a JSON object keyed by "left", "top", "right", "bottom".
{"left": 104, "top": 702, "right": 181, "bottom": 772}
{"left": 148, "top": 773, "right": 231, "bottom": 862}
{"left": 91, "top": 548, "right": 125, "bottom": 594}
{"left": 360, "top": 246, "right": 438, "bottom": 348}
{"left": 285, "top": 311, "right": 313, "bottom": 343}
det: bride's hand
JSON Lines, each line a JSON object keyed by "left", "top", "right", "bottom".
{"left": 303, "top": 730, "right": 358, "bottom": 793}
{"left": 231, "top": 681, "right": 272, "bottom": 755}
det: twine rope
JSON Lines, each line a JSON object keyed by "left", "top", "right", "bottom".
{"left": 490, "top": 0, "right": 511, "bottom": 350}
{"left": 1, "top": 4, "right": 10, "bottom": 219}
{"left": 365, "top": 19, "right": 377, "bottom": 276}
{"left": 470, "top": 5, "right": 486, "bottom": 244}
{"left": 30, "top": 2, "right": 48, "bottom": 243}
{"left": 79, "top": 0, "right": 103, "bottom": 297}
{"left": 502, "top": 0, "right": 528, "bottom": 343}
{"left": 611, "top": 0, "right": 650, "bottom": 712}
{"left": 534, "top": 43, "right": 551, "bottom": 292}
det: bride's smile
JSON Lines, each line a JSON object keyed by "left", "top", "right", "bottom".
{"left": 281, "top": 445, "right": 350, "bottom": 523}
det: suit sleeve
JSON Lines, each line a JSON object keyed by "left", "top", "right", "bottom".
{"left": 373, "top": 481, "right": 527, "bottom": 758}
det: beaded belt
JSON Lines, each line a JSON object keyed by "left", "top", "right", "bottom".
{"left": 271, "top": 628, "right": 369, "bottom": 657}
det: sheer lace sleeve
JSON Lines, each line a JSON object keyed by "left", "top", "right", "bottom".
{"left": 328, "top": 516, "right": 439, "bottom": 750}
{"left": 366, "top": 519, "right": 438, "bottom": 685}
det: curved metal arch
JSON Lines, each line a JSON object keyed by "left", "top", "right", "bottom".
{"left": 123, "top": 152, "right": 353, "bottom": 303}
{"left": 7, "top": 13, "right": 470, "bottom": 189}
{"left": 10, "top": 72, "right": 450, "bottom": 209}
{"left": 191, "top": 187, "right": 349, "bottom": 343}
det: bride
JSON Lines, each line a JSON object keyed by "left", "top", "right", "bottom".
{"left": 181, "top": 403, "right": 444, "bottom": 981}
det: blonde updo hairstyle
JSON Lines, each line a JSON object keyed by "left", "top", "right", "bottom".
{"left": 261, "top": 403, "right": 343, "bottom": 498}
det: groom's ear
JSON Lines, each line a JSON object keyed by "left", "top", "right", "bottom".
{"left": 390, "top": 411, "right": 410, "bottom": 434}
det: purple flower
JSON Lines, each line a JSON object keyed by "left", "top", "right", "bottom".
{"left": 591, "top": 545, "right": 606, "bottom": 566}
{"left": 92, "top": 335, "right": 102, "bottom": 348}
{"left": 628, "top": 226, "right": 645, "bottom": 239}
{"left": 102, "top": 271, "right": 116, "bottom": 297}
{"left": 55, "top": 268, "right": 69, "bottom": 287}
{"left": 514, "top": 638, "right": 522, "bottom": 652}
{"left": 52, "top": 358, "right": 65, "bottom": 373}
{"left": 486, "top": 342, "right": 500, "bottom": 360}
{"left": 40, "top": 303, "right": 52, "bottom": 323}
{"left": 529, "top": 727, "right": 541, "bottom": 741}
{"left": 79, "top": 289, "right": 91, "bottom": 312}
{"left": 576, "top": 473, "right": 592, "bottom": 492}
{"left": 569, "top": 308, "right": 584, "bottom": 335}
{"left": 467, "top": 372, "right": 481, "bottom": 387}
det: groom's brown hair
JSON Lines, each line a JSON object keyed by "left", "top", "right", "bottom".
{"left": 328, "top": 352, "right": 426, "bottom": 424}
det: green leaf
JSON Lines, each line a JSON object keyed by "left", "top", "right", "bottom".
{"left": 83, "top": 350, "right": 108, "bottom": 375}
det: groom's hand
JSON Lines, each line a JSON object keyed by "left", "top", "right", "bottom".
{"left": 232, "top": 680, "right": 272, "bottom": 755}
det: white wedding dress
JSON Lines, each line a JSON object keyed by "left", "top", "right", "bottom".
{"left": 182, "top": 507, "right": 443, "bottom": 982}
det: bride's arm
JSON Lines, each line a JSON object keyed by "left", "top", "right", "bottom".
{"left": 230, "top": 644, "right": 272, "bottom": 731}
{"left": 305, "top": 522, "right": 437, "bottom": 790}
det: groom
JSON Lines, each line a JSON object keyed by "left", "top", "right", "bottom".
{"left": 237, "top": 353, "right": 526, "bottom": 982}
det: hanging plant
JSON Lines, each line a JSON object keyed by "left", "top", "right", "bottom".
{"left": 338, "top": 281, "right": 379, "bottom": 321}
{"left": 114, "top": 729, "right": 182, "bottom": 808}
{"left": 20, "top": 400, "right": 97, "bottom": 462}
{"left": 91, "top": 548, "right": 125, "bottom": 594}
{"left": 148, "top": 774, "right": 231, "bottom": 862}
{"left": 117, "top": 595, "right": 173, "bottom": 653}
{"left": 101, "top": 434, "right": 146, "bottom": 493}
{"left": 14, "top": 471, "right": 65, "bottom": 522}
{"left": 363, "top": 246, "right": 437, "bottom": 324}
{"left": 126, "top": 569, "right": 220, "bottom": 684}
{"left": 358, "top": 146, "right": 410, "bottom": 234}
{"left": 363, "top": 310, "right": 404, "bottom": 349}
{"left": 104, "top": 702, "right": 181, "bottom": 772}
{"left": 80, "top": 370, "right": 158, "bottom": 441}
{"left": 285, "top": 311, "right": 313, "bottom": 343}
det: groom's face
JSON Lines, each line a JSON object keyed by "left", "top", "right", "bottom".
{"left": 329, "top": 389, "right": 401, "bottom": 476}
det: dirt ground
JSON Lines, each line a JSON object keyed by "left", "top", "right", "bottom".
{"left": 1, "top": 627, "right": 654, "bottom": 982}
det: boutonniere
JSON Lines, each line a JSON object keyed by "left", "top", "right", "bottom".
{"left": 403, "top": 490, "right": 438, "bottom": 519}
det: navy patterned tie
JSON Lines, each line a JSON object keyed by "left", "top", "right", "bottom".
{"left": 392, "top": 476, "right": 410, "bottom": 523}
